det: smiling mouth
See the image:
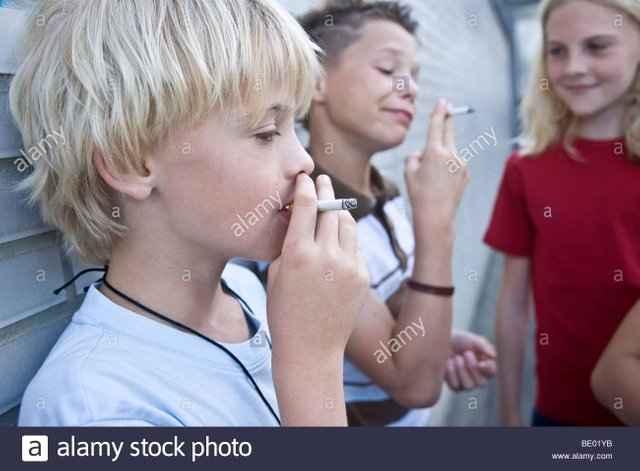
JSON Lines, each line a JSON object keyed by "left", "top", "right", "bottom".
{"left": 565, "top": 84, "right": 598, "bottom": 93}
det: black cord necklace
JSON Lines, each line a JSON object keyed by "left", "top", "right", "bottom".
{"left": 54, "top": 266, "right": 281, "bottom": 425}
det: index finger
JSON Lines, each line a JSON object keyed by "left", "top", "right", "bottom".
{"left": 283, "top": 174, "right": 318, "bottom": 246}
{"left": 425, "top": 99, "right": 447, "bottom": 150}
{"left": 444, "top": 112, "right": 455, "bottom": 150}
{"left": 315, "top": 175, "right": 339, "bottom": 245}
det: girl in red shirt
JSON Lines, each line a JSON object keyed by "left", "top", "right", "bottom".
{"left": 485, "top": 0, "right": 640, "bottom": 426}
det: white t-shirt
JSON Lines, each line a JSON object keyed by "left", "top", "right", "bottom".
{"left": 18, "top": 263, "right": 280, "bottom": 426}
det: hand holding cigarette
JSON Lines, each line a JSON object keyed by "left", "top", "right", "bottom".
{"left": 404, "top": 98, "right": 469, "bottom": 233}
{"left": 266, "top": 174, "right": 369, "bottom": 424}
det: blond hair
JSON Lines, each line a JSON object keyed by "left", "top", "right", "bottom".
{"left": 518, "top": 0, "right": 640, "bottom": 161}
{"left": 10, "top": 0, "right": 320, "bottom": 264}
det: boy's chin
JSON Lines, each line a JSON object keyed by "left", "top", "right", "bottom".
{"left": 370, "top": 132, "right": 406, "bottom": 152}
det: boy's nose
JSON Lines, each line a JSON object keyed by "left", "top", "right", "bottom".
{"left": 289, "top": 142, "right": 315, "bottom": 177}
{"left": 400, "top": 77, "right": 419, "bottom": 103}
{"left": 300, "top": 149, "right": 315, "bottom": 176}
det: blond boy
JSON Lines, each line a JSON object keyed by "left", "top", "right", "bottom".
{"left": 11, "top": 0, "right": 369, "bottom": 426}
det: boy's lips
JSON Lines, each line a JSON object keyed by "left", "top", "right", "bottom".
{"left": 383, "top": 108, "right": 413, "bottom": 126}
{"left": 278, "top": 209, "right": 292, "bottom": 222}
{"left": 279, "top": 199, "right": 294, "bottom": 212}
{"left": 278, "top": 198, "right": 294, "bottom": 223}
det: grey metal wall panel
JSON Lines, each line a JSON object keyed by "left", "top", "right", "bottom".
{"left": 0, "top": 7, "right": 26, "bottom": 74}
{"left": 0, "top": 240, "right": 67, "bottom": 328}
{"left": 0, "top": 158, "right": 50, "bottom": 244}
{"left": 0, "top": 74, "right": 22, "bottom": 159}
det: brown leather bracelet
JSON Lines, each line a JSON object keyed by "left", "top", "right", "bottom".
{"left": 405, "top": 279, "right": 455, "bottom": 297}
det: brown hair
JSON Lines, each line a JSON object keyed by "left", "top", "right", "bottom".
{"left": 299, "top": 0, "right": 418, "bottom": 68}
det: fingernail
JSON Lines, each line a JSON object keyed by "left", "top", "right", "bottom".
{"left": 319, "top": 174, "right": 331, "bottom": 183}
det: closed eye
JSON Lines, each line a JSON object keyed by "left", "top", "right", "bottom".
{"left": 376, "top": 67, "right": 394, "bottom": 75}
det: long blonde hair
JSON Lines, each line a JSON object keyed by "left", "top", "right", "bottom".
{"left": 10, "top": 0, "right": 320, "bottom": 264}
{"left": 518, "top": 0, "right": 640, "bottom": 161}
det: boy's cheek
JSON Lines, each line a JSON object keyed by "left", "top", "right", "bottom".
{"left": 232, "top": 226, "right": 287, "bottom": 262}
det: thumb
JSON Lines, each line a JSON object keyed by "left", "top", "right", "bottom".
{"left": 472, "top": 336, "right": 497, "bottom": 359}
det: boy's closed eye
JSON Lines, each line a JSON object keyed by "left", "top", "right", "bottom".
{"left": 376, "top": 66, "right": 394, "bottom": 76}
{"left": 374, "top": 63, "right": 419, "bottom": 81}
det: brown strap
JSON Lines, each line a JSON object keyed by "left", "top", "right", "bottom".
{"left": 406, "top": 279, "right": 455, "bottom": 297}
{"left": 346, "top": 399, "right": 410, "bottom": 426}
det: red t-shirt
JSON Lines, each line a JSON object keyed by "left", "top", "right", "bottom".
{"left": 485, "top": 138, "right": 640, "bottom": 425}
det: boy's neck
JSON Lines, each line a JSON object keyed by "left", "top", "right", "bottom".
{"left": 99, "top": 238, "right": 251, "bottom": 343}
{"left": 308, "top": 127, "right": 375, "bottom": 197}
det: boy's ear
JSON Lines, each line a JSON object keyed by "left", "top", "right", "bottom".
{"left": 312, "top": 70, "right": 328, "bottom": 104}
{"left": 93, "top": 150, "right": 155, "bottom": 201}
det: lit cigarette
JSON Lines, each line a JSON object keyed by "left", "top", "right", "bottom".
{"left": 318, "top": 198, "right": 358, "bottom": 212}
{"left": 287, "top": 198, "right": 358, "bottom": 212}
{"left": 448, "top": 106, "right": 475, "bottom": 116}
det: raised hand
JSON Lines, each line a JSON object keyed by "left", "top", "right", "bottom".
{"left": 404, "top": 99, "right": 468, "bottom": 235}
